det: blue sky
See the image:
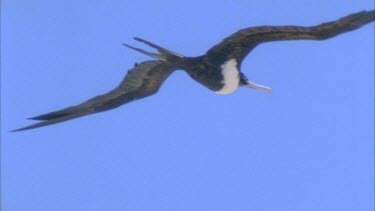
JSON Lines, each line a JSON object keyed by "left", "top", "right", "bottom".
{"left": 2, "top": 1, "right": 374, "bottom": 210}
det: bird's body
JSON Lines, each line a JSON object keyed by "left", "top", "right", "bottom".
{"left": 177, "top": 57, "right": 243, "bottom": 94}
{"left": 126, "top": 38, "right": 272, "bottom": 94}
{"left": 12, "top": 10, "right": 375, "bottom": 132}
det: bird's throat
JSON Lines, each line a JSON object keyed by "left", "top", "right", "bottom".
{"left": 215, "top": 59, "right": 240, "bottom": 94}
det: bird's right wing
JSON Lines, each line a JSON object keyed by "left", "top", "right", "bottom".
{"left": 12, "top": 60, "right": 178, "bottom": 132}
{"left": 206, "top": 10, "right": 374, "bottom": 62}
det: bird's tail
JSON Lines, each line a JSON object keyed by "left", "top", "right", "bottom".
{"left": 123, "top": 37, "right": 186, "bottom": 64}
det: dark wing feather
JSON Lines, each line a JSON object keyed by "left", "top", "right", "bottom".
{"left": 12, "top": 60, "right": 178, "bottom": 132}
{"left": 206, "top": 10, "right": 374, "bottom": 62}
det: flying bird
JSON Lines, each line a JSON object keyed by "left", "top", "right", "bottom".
{"left": 12, "top": 10, "right": 374, "bottom": 132}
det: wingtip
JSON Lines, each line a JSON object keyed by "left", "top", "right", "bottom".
{"left": 10, "top": 129, "right": 24, "bottom": 133}
{"left": 10, "top": 119, "right": 39, "bottom": 132}
{"left": 342, "top": 9, "right": 375, "bottom": 26}
{"left": 10, "top": 121, "right": 49, "bottom": 132}
{"left": 9, "top": 126, "right": 33, "bottom": 132}
{"left": 25, "top": 113, "right": 39, "bottom": 120}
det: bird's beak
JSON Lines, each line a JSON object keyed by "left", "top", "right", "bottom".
{"left": 246, "top": 81, "right": 272, "bottom": 93}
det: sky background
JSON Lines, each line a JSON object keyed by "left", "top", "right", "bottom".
{"left": 2, "top": 1, "right": 374, "bottom": 210}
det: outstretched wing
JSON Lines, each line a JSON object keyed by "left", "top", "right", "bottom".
{"left": 206, "top": 10, "right": 374, "bottom": 62}
{"left": 12, "top": 60, "right": 178, "bottom": 132}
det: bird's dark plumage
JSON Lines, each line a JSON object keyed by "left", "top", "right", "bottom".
{"left": 12, "top": 61, "right": 177, "bottom": 131}
{"left": 207, "top": 10, "right": 375, "bottom": 63}
{"left": 12, "top": 10, "right": 374, "bottom": 131}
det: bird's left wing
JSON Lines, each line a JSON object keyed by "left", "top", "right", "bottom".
{"left": 12, "top": 60, "right": 178, "bottom": 132}
{"left": 206, "top": 10, "right": 374, "bottom": 62}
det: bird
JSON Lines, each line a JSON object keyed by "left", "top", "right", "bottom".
{"left": 12, "top": 10, "right": 374, "bottom": 132}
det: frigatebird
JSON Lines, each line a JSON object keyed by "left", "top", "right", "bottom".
{"left": 12, "top": 10, "right": 374, "bottom": 132}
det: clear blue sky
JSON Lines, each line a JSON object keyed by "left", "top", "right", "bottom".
{"left": 2, "top": 1, "right": 374, "bottom": 210}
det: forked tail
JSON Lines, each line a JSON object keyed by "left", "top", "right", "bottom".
{"left": 123, "top": 37, "right": 186, "bottom": 63}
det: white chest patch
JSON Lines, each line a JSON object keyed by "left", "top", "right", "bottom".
{"left": 215, "top": 59, "right": 240, "bottom": 95}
